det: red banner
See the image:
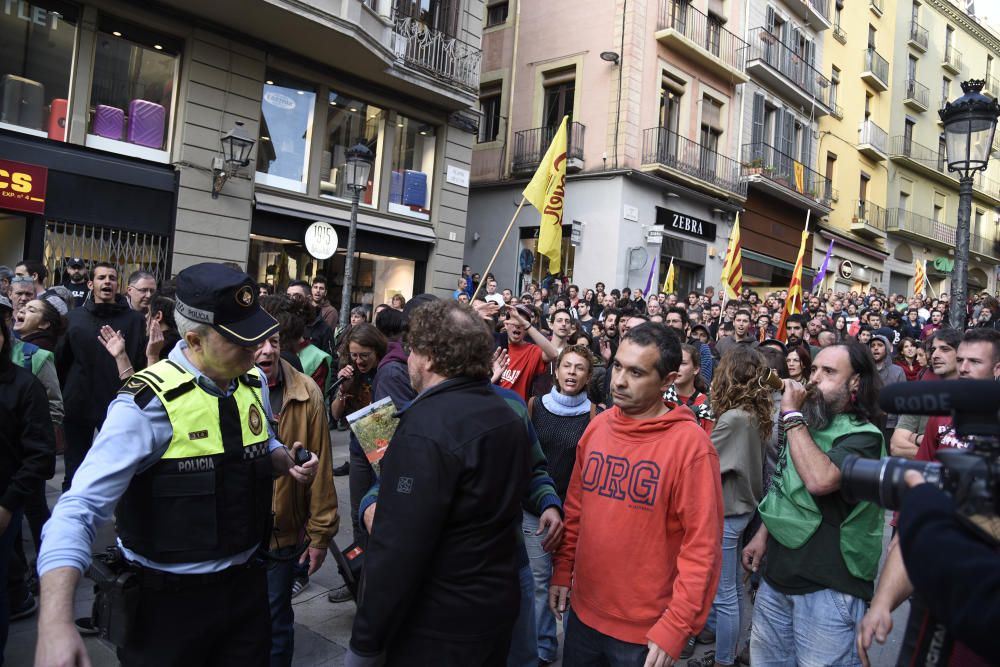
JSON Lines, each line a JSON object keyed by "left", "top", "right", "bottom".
{"left": 0, "top": 159, "right": 47, "bottom": 215}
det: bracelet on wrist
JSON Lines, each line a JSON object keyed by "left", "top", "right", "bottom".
{"left": 119, "top": 366, "right": 133, "bottom": 378}
{"left": 780, "top": 410, "right": 804, "bottom": 421}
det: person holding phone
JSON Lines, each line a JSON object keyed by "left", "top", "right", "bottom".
{"left": 497, "top": 305, "right": 558, "bottom": 401}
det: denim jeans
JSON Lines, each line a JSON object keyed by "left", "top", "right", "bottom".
{"left": 0, "top": 509, "right": 24, "bottom": 666}
{"left": 706, "top": 512, "right": 752, "bottom": 665}
{"left": 507, "top": 560, "right": 537, "bottom": 667}
{"left": 563, "top": 610, "right": 649, "bottom": 666}
{"left": 521, "top": 510, "right": 557, "bottom": 662}
{"left": 265, "top": 547, "right": 298, "bottom": 667}
{"left": 750, "top": 580, "right": 866, "bottom": 667}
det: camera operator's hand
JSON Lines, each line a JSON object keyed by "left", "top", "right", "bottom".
{"left": 904, "top": 470, "right": 926, "bottom": 487}
{"left": 857, "top": 604, "right": 893, "bottom": 667}
{"left": 780, "top": 379, "right": 807, "bottom": 412}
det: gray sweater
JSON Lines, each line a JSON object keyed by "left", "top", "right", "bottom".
{"left": 711, "top": 408, "right": 766, "bottom": 516}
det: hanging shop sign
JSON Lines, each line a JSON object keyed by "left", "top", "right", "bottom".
{"left": 655, "top": 207, "right": 717, "bottom": 242}
{"left": 0, "top": 159, "right": 47, "bottom": 215}
{"left": 304, "top": 221, "right": 339, "bottom": 260}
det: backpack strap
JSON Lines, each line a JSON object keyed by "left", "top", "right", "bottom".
{"left": 528, "top": 396, "right": 535, "bottom": 418}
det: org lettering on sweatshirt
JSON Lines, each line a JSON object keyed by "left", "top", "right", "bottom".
{"left": 580, "top": 451, "right": 660, "bottom": 509}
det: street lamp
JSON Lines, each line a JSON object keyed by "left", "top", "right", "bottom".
{"left": 338, "top": 142, "right": 374, "bottom": 331}
{"left": 211, "top": 121, "right": 255, "bottom": 199}
{"left": 939, "top": 79, "right": 1000, "bottom": 330}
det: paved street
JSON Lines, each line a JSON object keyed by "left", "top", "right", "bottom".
{"left": 10, "top": 429, "right": 907, "bottom": 666}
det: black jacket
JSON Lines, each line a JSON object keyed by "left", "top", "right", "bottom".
{"left": 899, "top": 483, "right": 1000, "bottom": 663}
{"left": 350, "top": 376, "right": 531, "bottom": 657}
{"left": 57, "top": 296, "right": 146, "bottom": 423}
{"left": 305, "top": 314, "right": 335, "bottom": 357}
{"left": 0, "top": 363, "right": 56, "bottom": 512}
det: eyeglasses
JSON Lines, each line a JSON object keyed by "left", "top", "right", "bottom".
{"left": 349, "top": 351, "right": 373, "bottom": 361}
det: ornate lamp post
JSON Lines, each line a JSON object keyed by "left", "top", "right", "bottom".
{"left": 338, "top": 143, "right": 374, "bottom": 331}
{"left": 939, "top": 80, "right": 1000, "bottom": 329}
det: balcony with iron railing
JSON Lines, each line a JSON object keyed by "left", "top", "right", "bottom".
{"left": 746, "top": 28, "right": 831, "bottom": 114}
{"left": 742, "top": 142, "right": 832, "bottom": 211}
{"left": 861, "top": 48, "right": 889, "bottom": 91}
{"left": 833, "top": 23, "right": 847, "bottom": 44}
{"left": 655, "top": 0, "right": 749, "bottom": 82}
{"left": 511, "top": 122, "right": 585, "bottom": 174}
{"left": 869, "top": 0, "right": 884, "bottom": 15}
{"left": 908, "top": 21, "right": 928, "bottom": 52}
{"left": 857, "top": 119, "right": 888, "bottom": 160}
{"left": 973, "top": 171, "right": 1000, "bottom": 205}
{"left": 904, "top": 78, "right": 929, "bottom": 112}
{"left": 984, "top": 76, "right": 1000, "bottom": 99}
{"left": 888, "top": 135, "right": 955, "bottom": 185}
{"left": 641, "top": 128, "right": 748, "bottom": 199}
{"left": 970, "top": 231, "right": 1000, "bottom": 259}
{"left": 785, "top": 0, "right": 831, "bottom": 31}
{"left": 851, "top": 200, "right": 887, "bottom": 238}
{"left": 887, "top": 208, "right": 956, "bottom": 247}
{"left": 943, "top": 44, "right": 962, "bottom": 74}
{"left": 390, "top": 12, "right": 482, "bottom": 92}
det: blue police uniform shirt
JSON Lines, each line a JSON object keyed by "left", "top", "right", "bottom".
{"left": 38, "top": 341, "right": 283, "bottom": 576}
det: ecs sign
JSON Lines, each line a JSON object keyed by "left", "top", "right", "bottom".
{"left": 0, "top": 160, "right": 47, "bottom": 215}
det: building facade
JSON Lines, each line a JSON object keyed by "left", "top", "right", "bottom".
{"left": 466, "top": 0, "right": 748, "bottom": 296}
{"left": 1, "top": 0, "right": 483, "bottom": 302}
{"left": 881, "top": 0, "right": 1000, "bottom": 296}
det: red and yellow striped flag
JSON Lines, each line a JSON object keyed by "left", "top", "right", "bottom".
{"left": 720, "top": 214, "right": 743, "bottom": 299}
{"left": 776, "top": 228, "right": 810, "bottom": 343}
{"left": 914, "top": 259, "right": 927, "bottom": 296}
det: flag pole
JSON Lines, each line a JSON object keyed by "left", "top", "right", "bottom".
{"left": 471, "top": 197, "right": 529, "bottom": 302}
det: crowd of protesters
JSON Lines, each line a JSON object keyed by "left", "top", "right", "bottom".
{"left": 0, "top": 254, "right": 998, "bottom": 667}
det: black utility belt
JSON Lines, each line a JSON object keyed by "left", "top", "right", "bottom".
{"left": 133, "top": 560, "right": 259, "bottom": 591}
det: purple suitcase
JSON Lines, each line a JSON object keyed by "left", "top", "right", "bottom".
{"left": 93, "top": 105, "right": 124, "bottom": 140}
{"left": 127, "top": 99, "right": 165, "bottom": 148}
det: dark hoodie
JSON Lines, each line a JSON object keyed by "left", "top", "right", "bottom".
{"left": 57, "top": 295, "right": 146, "bottom": 423}
{"left": 372, "top": 340, "right": 415, "bottom": 408}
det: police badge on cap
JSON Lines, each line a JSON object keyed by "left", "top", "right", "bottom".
{"left": 175, "top": 263, "right": 278, "bottom": 346}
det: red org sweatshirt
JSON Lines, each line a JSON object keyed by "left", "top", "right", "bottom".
{"left": 551, "top": 405, "right": 724, "bottom": 659}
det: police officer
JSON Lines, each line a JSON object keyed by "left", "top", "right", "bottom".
{"left": 34, "top": 263, "right": 318, "bottom": 667}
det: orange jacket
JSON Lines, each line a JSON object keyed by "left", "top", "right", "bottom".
{"left": 551, "top": 405, "right": 723, "bottom": 659}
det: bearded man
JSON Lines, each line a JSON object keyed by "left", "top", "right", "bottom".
{"left": 742, "top": 341, "right": 885, "bottom": 666}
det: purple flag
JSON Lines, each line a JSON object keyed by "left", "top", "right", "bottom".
{"left": 810, "top": 239, "right": 834, "bottom": 293}
{"left": 643, "top": 256, "right": 657, "bottom": 296}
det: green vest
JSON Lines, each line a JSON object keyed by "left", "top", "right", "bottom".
{"left": 297, "top": 343, "right": 333, "bottom": 396}
{"left": 11, "top": 338, "right": 53, "bottom": 376}
{"left": 758, "top": 414, "right": 885, "bottom": 581}
{"left": 115, "top": 359, "right": 274, "bottom": 563}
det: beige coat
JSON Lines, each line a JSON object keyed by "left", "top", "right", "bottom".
{"left": 270, "top": 358, "right": 339, "bottom": 551}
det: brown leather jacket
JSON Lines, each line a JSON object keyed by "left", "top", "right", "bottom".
{"left": 270, "top": 358, "right": 339, "bottom": 551}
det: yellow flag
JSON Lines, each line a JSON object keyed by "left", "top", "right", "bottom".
{"left": 793, "top": 161, "right": 805, "bottom": 194}
{"left": 662, "top": 258, "right": 676, "bottom": 294}
{"left": 523, "top": 116, "right": 568, "bottom": 273}
{"left": 720, "top": 213, "right": 743, "bottom": 299}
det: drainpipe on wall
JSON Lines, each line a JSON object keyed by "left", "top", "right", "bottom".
{"left": 502, "top": 0, "right": 522, "bottom": 177}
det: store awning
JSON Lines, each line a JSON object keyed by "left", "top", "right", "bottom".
{"left": 255, "top": 192, "right": 437, "bottom": 244}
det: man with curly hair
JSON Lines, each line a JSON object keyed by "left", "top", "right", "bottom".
{"left": 347, "top": 300, "right": 534, "bottom": 666}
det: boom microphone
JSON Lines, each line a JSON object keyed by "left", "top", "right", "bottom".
{"left": 878, "top": 380, "right": 1000, "bottom": 415}
{"left": 878, "top": 380, "right": 1000, "bottom": 437}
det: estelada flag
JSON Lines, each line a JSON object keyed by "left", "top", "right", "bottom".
{"left": 776, "top": 228, "right": 810, "bottom": 342}
{"left": 523, "top": 116, "right": 568, "bottom": 274}
{"left": 914, "top": 259, "right": 927, "bottom": 295}
{"left": 662, "top": 257, "right": 676, "bottom": 294}
{"left": 720, "top": 213, "right": 743, "bottom": 299}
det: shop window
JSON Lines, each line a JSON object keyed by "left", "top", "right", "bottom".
{"left": 87, "top": 17, "right": 181, "bottom": 161}
{"left": 517, "top": 225, "right": 575, "bottom": 291}
{"left": 256, "top": 73, "right": 316, "bottom": 193}
{"left": 0, "top": 0, "right": 78, "bottom": 141}
{"left": 321, "top": 90, "right": 383, "bottom": 204}
{"left": 388, "top": 115, "right": 436, "bottom": 221}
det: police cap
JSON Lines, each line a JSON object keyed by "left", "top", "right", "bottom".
{"left": 175, "top": 263, "right": 278, "bottom": 346}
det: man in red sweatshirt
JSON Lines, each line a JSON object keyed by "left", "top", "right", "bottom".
{"left": 550, "top": 323, "right": 724, "bottom": 665}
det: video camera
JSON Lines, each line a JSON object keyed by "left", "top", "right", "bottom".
{"left": 841, "top": 380, "right": 1000, "bottom": 517}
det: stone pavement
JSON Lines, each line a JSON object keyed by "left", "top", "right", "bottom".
{"left": 9, "top": 429, "right": 906, "bottom": 666}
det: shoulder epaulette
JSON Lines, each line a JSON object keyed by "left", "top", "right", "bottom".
{"left": 118, "top": 374, "right": 157, "bottom": 409}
